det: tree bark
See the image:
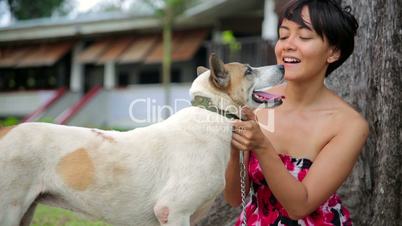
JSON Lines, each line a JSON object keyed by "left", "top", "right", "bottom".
{"left": 327, "top": 0, "right": 402, "bottom": 225}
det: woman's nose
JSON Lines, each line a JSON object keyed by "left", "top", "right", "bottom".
{"left": 283, "top": 37, "right": 297, "bottom": 51}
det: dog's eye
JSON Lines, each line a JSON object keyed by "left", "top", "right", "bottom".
{"left": 245, "top": 66, "right": 253, "bottom": 76}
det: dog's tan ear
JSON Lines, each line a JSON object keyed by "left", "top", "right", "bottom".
{"left": 197, "top": 66, "right": 209, "bottom": 76}
{"left": 209, "top": 54, "right": 229, "bottom": 89}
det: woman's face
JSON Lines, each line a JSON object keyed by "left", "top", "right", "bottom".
{"left": 275, "top": 6, "right": 339, "bottom": 82}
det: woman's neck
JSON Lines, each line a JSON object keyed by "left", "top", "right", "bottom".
{"left": 283, "top": 75, "right": 327, "bottom": 110}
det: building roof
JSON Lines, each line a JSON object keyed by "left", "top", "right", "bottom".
{"left": 0, "top": 40, "right": 75, "bottom": 67}
{"left": 0, "top": 0, "right": 262, "bottom": 43}
{"left": 0, "top": 29, "right": 208, "bottom": 68}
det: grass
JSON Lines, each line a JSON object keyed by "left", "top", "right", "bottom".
{"left": 32, "top": 205, "right": 111, "bottom": 226}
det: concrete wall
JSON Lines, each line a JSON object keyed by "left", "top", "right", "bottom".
{"left": 68, "top": 84, "right": 192, "bottom": 129}
{"left": 0, "top": 90, "right": 55, "bottom": 117}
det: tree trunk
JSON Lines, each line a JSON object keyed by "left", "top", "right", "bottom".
{"left": 198, "top": 0, "right": 401, "bottom": 225}
{"left": 327, "top": 0, "right": 402, "bottom": 225}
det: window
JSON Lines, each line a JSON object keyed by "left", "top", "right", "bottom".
{"left": 139, "top": 70, "right": 160, "bottom": 84}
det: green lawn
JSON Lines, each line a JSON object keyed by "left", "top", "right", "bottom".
{"left": 32, "top": 205, "right": 111, "bottom": 226}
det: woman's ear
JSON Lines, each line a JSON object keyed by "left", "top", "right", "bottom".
{"left": 327, "top": 48, "right": 341, "bottom": 63}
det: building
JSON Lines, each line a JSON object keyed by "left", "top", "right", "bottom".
{"left": 0, "top": 0, "right": 282, "bottom": 129}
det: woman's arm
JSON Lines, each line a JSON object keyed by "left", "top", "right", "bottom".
{"left": 232, "top": 108, "right": 369, "bottom": 219}
{"left": 224, "top": 146, "right": 250, "bottom": 207}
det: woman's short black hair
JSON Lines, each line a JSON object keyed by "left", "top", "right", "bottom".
{"left": 278, "top": 0, "right": 359, "bottom": 77}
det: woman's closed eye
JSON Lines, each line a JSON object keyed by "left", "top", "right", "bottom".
{"left": 299, "top": 36, "right": 313, "bottom": 40}
{"left": 298, "top": 27, "right": 315, "bottom": 40}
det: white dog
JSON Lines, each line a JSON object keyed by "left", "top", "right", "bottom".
{"left": 0, "top": 54, "right": 284, "bottom": 226}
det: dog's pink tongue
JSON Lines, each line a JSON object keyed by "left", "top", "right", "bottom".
{"left": 254, "top": 91, "right": 285, "bottom": 100}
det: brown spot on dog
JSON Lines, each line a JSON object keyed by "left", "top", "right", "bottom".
{"left": 57, "top": 148, "right": 95, "bottom": 191}
{"left": 0, "top": 126, "right": 14, "bottom": 140}
{"left": 91, "top": 129, "right": 116, "bottom": 143}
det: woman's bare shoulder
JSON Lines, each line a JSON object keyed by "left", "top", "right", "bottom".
{"left": 327, "top": 90, "right": 369, "bottom": 135}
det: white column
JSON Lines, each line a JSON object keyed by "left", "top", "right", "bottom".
{"left": 70, "top": 42, "right": 84, "bottom": 92}
{"left": 104, "top": 61, "right": 116, "bottom": 89}
{"left": 262, "top": 0, "right": 278, "bottom": 41}
{"left": 212, "top": 27, "right": 222, "bottom": 43}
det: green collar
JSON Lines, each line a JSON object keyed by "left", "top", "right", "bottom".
{"left": 191, "top": 95, "right": 240, "bottom": 120}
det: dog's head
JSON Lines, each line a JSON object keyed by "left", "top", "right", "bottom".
{"left": 190, "top": 54, "right": 284, "bottom": 113}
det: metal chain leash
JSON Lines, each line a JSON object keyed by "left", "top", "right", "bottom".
{"left": 239, "top": 151, "right": 247, "bottom": 226}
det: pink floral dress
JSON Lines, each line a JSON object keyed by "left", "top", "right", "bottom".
{"left": 235, "top": 153, "right": 352, "bottom": 226}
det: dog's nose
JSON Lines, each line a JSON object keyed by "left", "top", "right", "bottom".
{"left": 278, "top": 65, "right": 285, "bottom": 74}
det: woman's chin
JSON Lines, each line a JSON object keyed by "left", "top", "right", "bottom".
{"left": 284, "top": 73, "right": 301, "bottom": 81}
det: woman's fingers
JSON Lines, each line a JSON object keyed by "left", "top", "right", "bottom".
{"left": 232, "top": 120, "right": 258, "bottom": 140}
{"left": 241, "top": 107, "right": 258, "bottom": 121}
{"left": 232, "top": 132, "right": 252, "bottom": 150}
{"left": 232, "top": 132, "right": 248, "bottom": 144}
{"left": 232, "top": 120, "right": 253, "bottom": 129}
{"left": 231, "top": 137, "right": 248, "bottom": 151}
{"left": 231, "top": 108, "right": 268, "bottom": 151}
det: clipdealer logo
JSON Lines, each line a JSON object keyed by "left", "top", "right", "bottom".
{"left": 128, "top": 98, "right": 191, "bottom": 123}
{"left": 128, "top": 98, "right": 276, "bottom": 132}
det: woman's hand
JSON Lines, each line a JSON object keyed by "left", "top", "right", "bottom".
{"left": 231, "top": 107, "right": 272, "bottom": 155}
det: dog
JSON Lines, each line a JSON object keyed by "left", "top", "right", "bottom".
{"left": 0, "top": 54, "right": 284, "bottom": 226}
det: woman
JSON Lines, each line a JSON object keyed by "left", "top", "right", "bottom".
{"left": 225, "top": 0, "right": 368, "bottom": 225}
